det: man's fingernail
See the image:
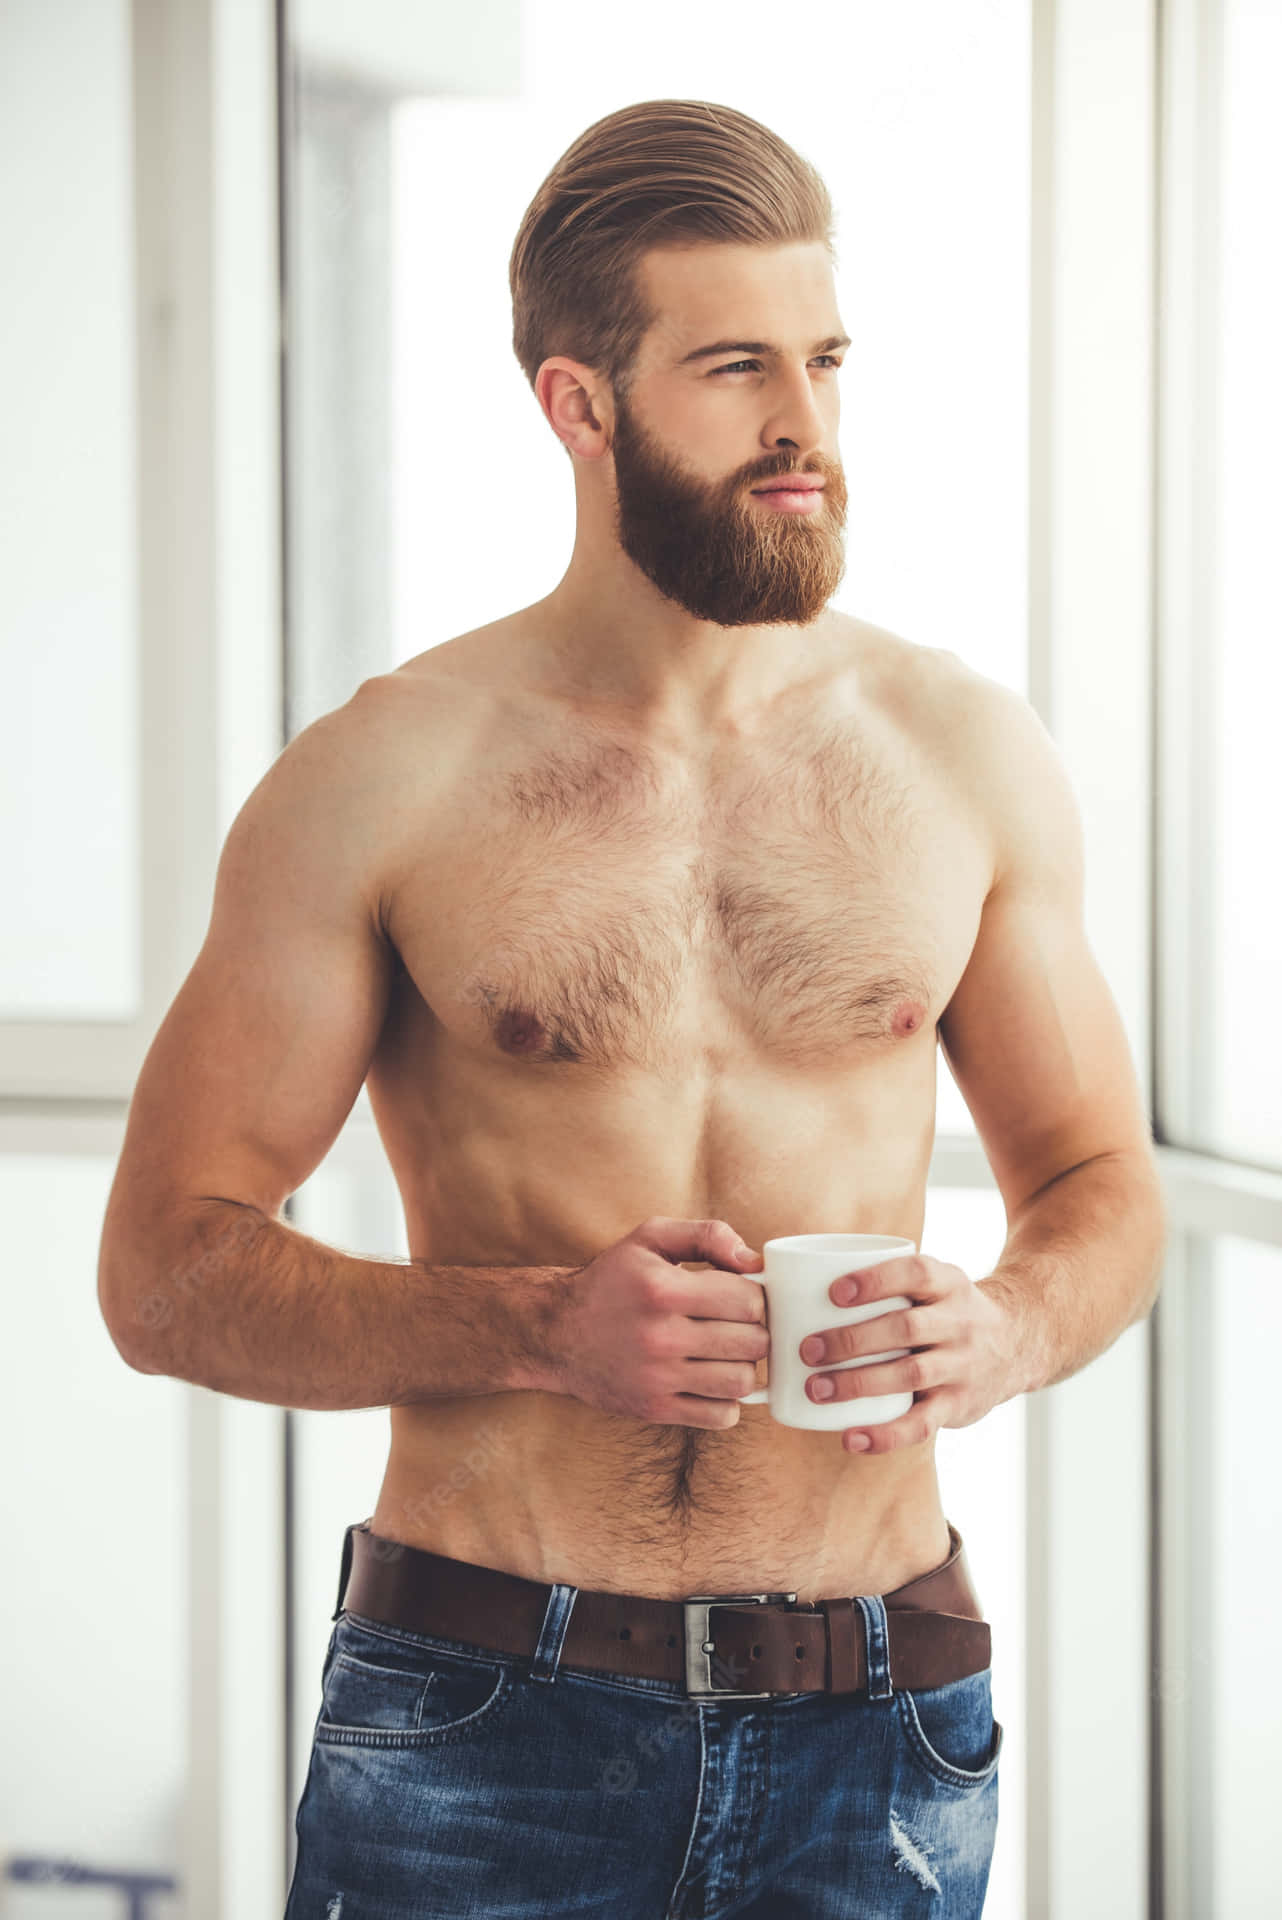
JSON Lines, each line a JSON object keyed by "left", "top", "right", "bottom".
{"left": 834, "top": 1279, "right": 859, "bottom": 1304}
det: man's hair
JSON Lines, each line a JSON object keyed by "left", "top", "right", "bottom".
{"left": 508, "top": 99, "right": 836, "bottom": 405}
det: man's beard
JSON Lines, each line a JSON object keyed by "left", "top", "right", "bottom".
{"left": 608, "top": 388, "right": 848, "bottom": 629}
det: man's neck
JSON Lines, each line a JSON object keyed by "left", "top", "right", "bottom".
{"left": 526, "top": 586, "right": 844, "bottom": 736}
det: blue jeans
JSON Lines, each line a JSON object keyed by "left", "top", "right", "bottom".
{"left": 285, "top": 1578, "right": 1003, "bottom": 1917}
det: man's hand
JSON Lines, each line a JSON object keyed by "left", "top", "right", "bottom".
{"left": 797, "top": 1255, "right": 1019, "bottom": 1456}
{"left": 535, "top": 1217, "right": 771, "bottom": 1429}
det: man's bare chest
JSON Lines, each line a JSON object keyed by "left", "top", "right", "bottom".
{"left": 378, "top": 671, "right": 995, "bottom": 1082}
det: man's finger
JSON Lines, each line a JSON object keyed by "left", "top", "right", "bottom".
{"left": 799, "top": 1304, "right": 926, "bottom": 1365}
{"left": 807, "top": 1350, "right": 935, "bottom": 1403}
{"left": 839, "top": 1387, "right": 944, "bottom": 1454}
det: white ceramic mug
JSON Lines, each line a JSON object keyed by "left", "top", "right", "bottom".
{"left": 736, "top": 1232, "right": 917, "bottom": 1431}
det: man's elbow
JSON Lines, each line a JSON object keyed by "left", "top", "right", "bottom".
{"left": 98, "top": 1239, "right": 168, "bottom": 1374}
{"left": 100, "top": 1305, "right": 167, "bottom": 1374}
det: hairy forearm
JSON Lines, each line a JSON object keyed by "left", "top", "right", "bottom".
{"left": 976, "top": 1149, "right": 1168, "bottom": 1399}
{"left": 104, "top": 1198, "right": 577, "bottom": 1412}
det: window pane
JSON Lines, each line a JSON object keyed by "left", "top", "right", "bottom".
{"left": 1200, "top": 0, "right": 1281, "bottom": 1169}
{"left": 0, "top": 1154, "right": 184, "bottom": 1899}
{"left": 284, "top": 64, "right": 394, "bottom": 737}
{"left": 0, "top": 0, "right": 141, "bottom": 1020}
{"left": 1199, "top": 1232, "right": 1281, "bottom": 1911}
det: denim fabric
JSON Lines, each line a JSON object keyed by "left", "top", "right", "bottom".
{"left": 285, "top": 1581, "right": 1002, "bottom": 1918}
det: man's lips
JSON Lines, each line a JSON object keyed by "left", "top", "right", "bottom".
{"left": 751, "top": 479, "right": 825, "bottom": 493}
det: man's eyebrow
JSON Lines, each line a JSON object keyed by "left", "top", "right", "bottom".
{"left": 675, "top": 333, "right": 852, "bottom": 367}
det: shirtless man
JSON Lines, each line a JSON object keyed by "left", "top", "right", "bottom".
{"left": 98, "top": 99, "right": 1165, "bottom": 1919}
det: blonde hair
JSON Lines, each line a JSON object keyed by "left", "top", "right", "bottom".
{"left": 508, "top": 99, "right": 836, "bottom": 403}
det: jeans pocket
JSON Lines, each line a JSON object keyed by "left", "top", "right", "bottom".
{"left": 317, "top": 1612, "right": 515, "bottom": 1747}
{"left": 895, "top": 1664, "right": 1004, "bottom": 1790}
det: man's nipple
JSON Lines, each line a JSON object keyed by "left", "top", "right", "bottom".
{"left": 891, "top": 998, "right": 929, "bottom": 1039}
{"left": 494, "top": 1006, "right": 548, "bottom": 1054}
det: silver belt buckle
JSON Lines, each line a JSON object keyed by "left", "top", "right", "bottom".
{"left": 682, "top": 1591, "right": 799, "bottom": 1699}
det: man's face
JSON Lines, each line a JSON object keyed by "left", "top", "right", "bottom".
{"left": 605, "top": 240, "right": 850, "bottom": 629}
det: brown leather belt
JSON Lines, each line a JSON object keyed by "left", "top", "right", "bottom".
{"left": 334, "top": 1519, "right": 991, "bottom": 1701}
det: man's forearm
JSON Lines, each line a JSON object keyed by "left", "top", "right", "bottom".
{"left": 107, "top": 1198, "right": 577, "bottom": 1411}
{"left": 976, "top": 1148, "right": 1168, "bottom": 1400}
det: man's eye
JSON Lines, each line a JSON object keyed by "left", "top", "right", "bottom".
{"left": 711, "top": 357, "right": 844, "bottom": 376}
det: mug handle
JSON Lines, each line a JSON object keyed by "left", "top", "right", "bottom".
{"left": 739, "top": 1273, "right": 769, "bottom": 1401}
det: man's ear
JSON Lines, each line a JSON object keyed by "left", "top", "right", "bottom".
{"left": 536, "top": 357, "right": 612, "bottom": 456}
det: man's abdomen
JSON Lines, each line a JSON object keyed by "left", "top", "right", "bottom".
{"left": 370, "top": 1389, "right": 948, "bottom": 1602}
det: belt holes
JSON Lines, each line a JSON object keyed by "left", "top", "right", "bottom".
{"left": 666, "top": 1633, "right": 677, "bottom": 1647}
{"left": 751, "top": 1644, "right": 763, "bottom": 1659}
{"left": 617, "top": 1626, "right": 631, "bottom": 1640}
{"left": 795, "top": 1643, "right": 805, "bottom": 1660}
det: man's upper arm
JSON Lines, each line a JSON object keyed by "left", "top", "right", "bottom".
{"left": 936, "top": 669, "right": 1156, "bottom": 1222}
{"left": 102, "top": 686, "right": 400, "bottom": 1257}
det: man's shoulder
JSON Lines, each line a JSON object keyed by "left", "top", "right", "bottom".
{"left": 290, "top": 648, "right": 491, "bottom": 877}
{"left": 836, "top": 613, "right": 979, "bottom": 731}
{"left": 364, "top": 615, "right": 556, "bottom": 744}
{"left": 386, "top": 611, "right": 532, "bottom": 694}
{"left": 346, "top": 630, "right": 509, "bottom": 751}
{"left": 855, "top": 623, "right": 1031, "bottom": 754}
{"left": 903, "top": 645, "right": 1067, "bottom": 895}
{"left": 838, "top": 620, "right": 1033, "bottom": 888}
